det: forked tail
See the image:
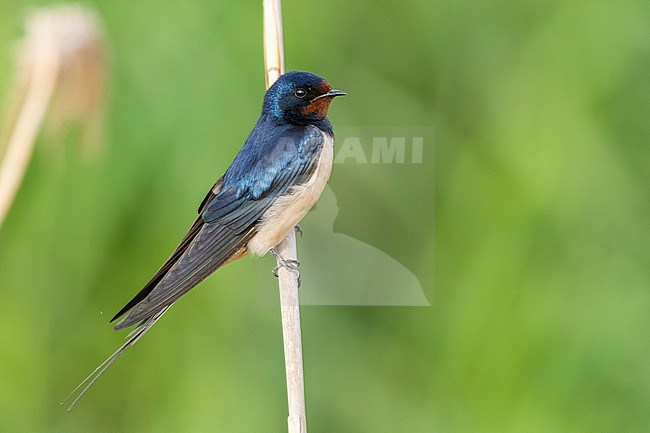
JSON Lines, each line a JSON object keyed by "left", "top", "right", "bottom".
{"left": 61, "top": 306, "right": 170, "bottom": 411}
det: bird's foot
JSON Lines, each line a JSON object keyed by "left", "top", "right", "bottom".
{"left": 294, "top": 225, "right": 303, "bottom": 238}
{"left": 269, "top": 248, "right": 301, "bottom": 287}
{"left": 271, "top": 259, "right": 300, "bottom": 275}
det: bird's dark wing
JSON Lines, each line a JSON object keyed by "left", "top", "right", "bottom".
{"left": 110, "top": 177, "right": 224, "bottom": 322}
{"left": 112, "top": 125, "right": 325, "bottom": 330}
{"left": 114, "top": 223, "right": 256, "bottom": 329}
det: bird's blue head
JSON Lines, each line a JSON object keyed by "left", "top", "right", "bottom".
{"left": 263, "top": 71, "right": 345, "bottom": 124}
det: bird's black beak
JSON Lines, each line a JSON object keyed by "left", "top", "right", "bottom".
{"left": 312, "top": 89, "right": 347, "bottom": 101}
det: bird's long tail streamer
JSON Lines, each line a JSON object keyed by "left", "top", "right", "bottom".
{"left": 61, "top": 306, "right": 170, "bottom": 411}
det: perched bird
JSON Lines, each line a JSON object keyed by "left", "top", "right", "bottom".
{"left": 65, "top": 71, "right": 345, "bottom": 408}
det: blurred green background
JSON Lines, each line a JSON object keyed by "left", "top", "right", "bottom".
{"left": 1, "top": 0, "right": 649, "bottom": 432}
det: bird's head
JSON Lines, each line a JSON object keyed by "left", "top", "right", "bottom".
{"left": 263, "top": 71, "right": 345, "bottom": 124}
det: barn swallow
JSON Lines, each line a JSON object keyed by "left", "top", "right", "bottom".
{"left": 65, "top": 71, "right": 345, "bottom": 408}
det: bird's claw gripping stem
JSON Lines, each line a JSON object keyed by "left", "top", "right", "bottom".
{"left": 270, "top": 248, "right": 301, "bottom": 287}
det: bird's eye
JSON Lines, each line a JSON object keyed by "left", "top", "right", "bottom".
{"left": 294, "top": 88, "right": 307, "bottom": 99}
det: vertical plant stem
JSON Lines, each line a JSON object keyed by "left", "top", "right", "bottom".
{"left": 263, "top": 0, "right": 284, "bottom": 86}
{"left": 263, "top": 1, "right": 307, "bottom": 432}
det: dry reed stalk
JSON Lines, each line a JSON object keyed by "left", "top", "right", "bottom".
{"left": 263, "top": 1, "right": 307, "bottom": 432}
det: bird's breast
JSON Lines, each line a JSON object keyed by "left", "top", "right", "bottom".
{"left": 247, "top": 131, "right": 334, "bottom": 256}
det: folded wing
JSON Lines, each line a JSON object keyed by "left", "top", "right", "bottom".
{"left": 112, "top": 125, "right": 325, "bottom": 330}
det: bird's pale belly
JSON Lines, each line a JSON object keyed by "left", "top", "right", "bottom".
{"left": 247, "top": 132, "right": 334, "bottom": 256}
